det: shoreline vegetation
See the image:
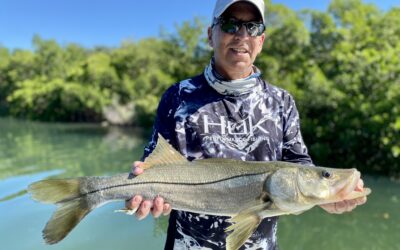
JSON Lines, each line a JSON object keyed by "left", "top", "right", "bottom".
{"left": 0, "top": 0, "right": 399, "bottom": 176}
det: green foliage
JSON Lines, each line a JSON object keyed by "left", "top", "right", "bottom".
{"left": 0, "top": 47, "right": 11, "bottom": 115}
{"left": 0, "top": 0, "right": 399, "bottom": 175}
{"left": 0, "top": 19, "right": 209, "bottom": 124}
{"left": 32, "top": 35, "right": 67, "bottom": 78}
{"left": 7, "top": 78, "right": 108, "bottom": 121}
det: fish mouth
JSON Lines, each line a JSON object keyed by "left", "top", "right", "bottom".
{"left": 335, "top": 169, "right": 360, "bottom": 200}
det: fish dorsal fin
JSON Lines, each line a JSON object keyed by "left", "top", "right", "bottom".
{"left": 142, "top": 134, "right": 187, "bottom": 169}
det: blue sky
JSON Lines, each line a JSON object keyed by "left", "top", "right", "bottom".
{"left": 0, "top": 0, "right": 398, "bottom": 50}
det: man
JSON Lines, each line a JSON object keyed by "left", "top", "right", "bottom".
{"left": 126, "top": 0, "right": 367, "bottom": 249}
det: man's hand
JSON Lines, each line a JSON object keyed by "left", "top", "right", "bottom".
{"left": 319, "top": 179, "right": 367, "bottom": 214}
{"left": 125, "top": 161, "right": 172, "bottom": 220}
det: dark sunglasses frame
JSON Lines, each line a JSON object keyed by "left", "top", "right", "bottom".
{"left": 213, "top": 17, "right": 265, "bottom": 37}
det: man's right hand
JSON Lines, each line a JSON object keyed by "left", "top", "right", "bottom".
{"left": 125, "top": 161, "right": 172, "bottom": 220}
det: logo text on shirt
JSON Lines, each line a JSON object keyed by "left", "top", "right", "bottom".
{"left": 202, "top": 115, "right": 269, "bottom": 135}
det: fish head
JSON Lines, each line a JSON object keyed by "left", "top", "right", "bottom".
{"left": 266, "top": 166, "right": 360, "bottom": 210}
{"left": 296, "top": 166, "right": 360, "bottom": 204}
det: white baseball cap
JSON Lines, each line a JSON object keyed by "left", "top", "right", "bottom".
{"left": 212, "top": 0, "right": 265, "bottom": 24}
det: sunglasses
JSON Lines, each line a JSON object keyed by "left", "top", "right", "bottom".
{"left": 213, "top": 17, "right": 265, "bottom": 37}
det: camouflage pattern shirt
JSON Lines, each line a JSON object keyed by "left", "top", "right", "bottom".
{"left": 141, "top": 73, "right": 313, "bottom": 250}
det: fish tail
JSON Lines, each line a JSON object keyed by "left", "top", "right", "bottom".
{"left": 28, "top": 178, "right": 82, "bottom": 204}
{"left": 28, "top": 178, "right": 95, "bottom": 244}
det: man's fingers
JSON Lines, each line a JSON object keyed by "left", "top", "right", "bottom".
{"left": 125, "top": 195, "right": 143, "bottom": 210}
{"left": 320, "top": 201, "right": 348, "bottom": 214}
{"left": 163, "top": 203, "right": 172, "bottom": 216}
{"left": 131, "top": 161, "right": 144, "bottom": 176}
{"left": 333, "top": 201, "right": 347, "bottom": 214}
{"left": 151, "top": 197, "right": 172, "bottom": 218}
{"left": 151, "top": 196, "right": 164, "bottom": 218}
{"left": 355, "top": 179, "right": 364, "bottom": 192}
{"left": 319, "top": 203, "right": 333, "bottom": 213}
{"left": 133, "top": 161, "right": 145, "bottom": 168}
{"left": 320, "top": 191, "right": 367, "bottom": 214}
{"left": 128, "top": 161, "right": 171, "bottom": 219}
{"left": 355, "top": 196, "right": 367, "bottom": 205}
{"left": 337, "top": 200, "right": 358, "bottom": 213}
{"left": 345, "top": 200, "right": 358, "bottom": 212}
{"left": 133, "top": 167, "right": 144, "bottom": 175}
{"left": 333, "top": 197, "right": 365, "bottom": 214}
{"left": 136, "top": 200, "right": 152, "bottom": 220}
{"left": 125, "top": 195, "right": 171, "bottom": 219}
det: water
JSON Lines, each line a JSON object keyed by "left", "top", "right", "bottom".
{"left": 0, "top": 118, "right": 399, "bottom": 250}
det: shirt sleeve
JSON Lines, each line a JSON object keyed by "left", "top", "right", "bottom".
{"left": 141, "top": 85, "right": 179, "bottom": 161}
{"left": 282, "top": 94, "right": 314, "bottom": 165}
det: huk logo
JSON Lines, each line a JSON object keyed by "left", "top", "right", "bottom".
{"left": 202, "top": 115, "right": 269, "bottom": 135}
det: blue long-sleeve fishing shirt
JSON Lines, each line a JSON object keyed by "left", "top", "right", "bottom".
{"left": 141, "top": 73, "right": 313, "bottom": 250}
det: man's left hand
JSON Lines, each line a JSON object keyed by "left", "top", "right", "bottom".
{"left": 319, "top": 179, "right": 367, "bottom": 214}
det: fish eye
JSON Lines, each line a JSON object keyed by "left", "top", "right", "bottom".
{"left": 321, "top": 170, "right": 331, "bottom": 179}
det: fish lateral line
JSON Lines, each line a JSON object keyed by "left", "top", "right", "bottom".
{"left": 80, "top": 172, "right": 268, "bottom": 197}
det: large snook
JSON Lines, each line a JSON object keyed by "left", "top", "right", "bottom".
{"left": 29, "top": 135, "right": 371, "bottom": 250}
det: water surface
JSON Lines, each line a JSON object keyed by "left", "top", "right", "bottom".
{"left": 0, "top": 118, "right": 398, "bottom": 250}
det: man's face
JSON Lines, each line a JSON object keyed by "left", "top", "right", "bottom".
{"left": 208, "top": 2, "right": 265, "bottom": 80}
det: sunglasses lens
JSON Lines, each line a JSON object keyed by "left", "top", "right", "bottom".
{"left": 246, "top": 23, "right": 264, "bottom": 36}
{"left": 218, "top": 18, "right": 264, "bottom": 37}
{"left": 245, "top": 23, "right": 257, "bottom": 36}
{"left": 220, "top": 20, "right": 239, "bottom": 34}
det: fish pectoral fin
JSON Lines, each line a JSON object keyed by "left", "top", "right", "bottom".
{"left": 225, "top": 202, "right": 270, "bottom": 250}
{"left": 224, "top": 202, "right": 293, "bottom": 250}
{"left": 142, "top": 134, "right": 187, "bottom": 169}
{"left": 225, "top": 213, "right": 261, "bottom": 250}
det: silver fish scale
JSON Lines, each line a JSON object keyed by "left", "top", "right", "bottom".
{"left": 91, "top": 160, "right": 292, "bottom": 216}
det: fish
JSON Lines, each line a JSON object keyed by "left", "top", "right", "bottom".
{"left": 28, "top": 134, "right": 371, "bottom": 250}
